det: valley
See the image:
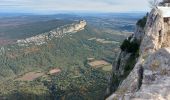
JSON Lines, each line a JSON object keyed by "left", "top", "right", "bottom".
{"left": 0, "top": 13, "right": 143, "bottom": 100}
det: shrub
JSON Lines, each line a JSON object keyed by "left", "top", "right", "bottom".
{"left": 136, "top": 16, "right": 147, "bottom": 29}
{"left": 124, "top": 53, "right": 137, "bottom": 73}
{"left": 120, "top": 38, "right": 140, "bottom": 54}
{"left": 120, "top": 39, "right": 131, "bottom": 51}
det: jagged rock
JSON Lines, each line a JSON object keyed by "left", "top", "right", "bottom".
{"left": 113, "top": 51, "right": 132, "bottom": 76}
{"left": 129, "top": 47, "right": 170, "bottom": 100}
{"left": 107, "top": 4, "right": 170, "bottom": 100}
{"left": 108, "top": 48, "right": 170, "bottom": 100}
{"left": 17, "top": 20, "right": 87, "bottom": 46}
{"left": 133, "top": 25, "right": 145, "bottom": 41}
{"left": 140, "top": 8, "right": 164, "bottom": 55}
{"left": 106, "top": 58, "right": 144, "bottom": 100}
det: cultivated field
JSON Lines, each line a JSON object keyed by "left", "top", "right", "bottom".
{"left": 88, "top": 60, "right": 110, "bottom": 68}
{"left": 49, "top": 68, "right": 61, "bottom": 75}
{"left": 16, "top": 72, "right": 44, "bottom": 81}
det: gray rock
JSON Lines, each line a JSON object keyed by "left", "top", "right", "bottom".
{"left": 107, "top": 5, "right": 170, "bottom": 100}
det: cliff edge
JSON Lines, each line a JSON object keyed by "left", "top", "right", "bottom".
{"left": 107, "top": 3, "right": 170, "bottom": 100}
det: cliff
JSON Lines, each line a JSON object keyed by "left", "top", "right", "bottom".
{"left": 107, "top": 4, "right": 170, "bottom": 100}
{"left": 17, "top": 20, "right": 87, "bottom": 46}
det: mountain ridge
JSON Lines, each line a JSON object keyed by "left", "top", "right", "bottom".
{"left": 17, "top": 20, "right": 87, "bottom": 46}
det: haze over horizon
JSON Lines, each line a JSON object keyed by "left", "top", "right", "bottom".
{"left": 0, "top": 0, "right": 150, "bottom": 14}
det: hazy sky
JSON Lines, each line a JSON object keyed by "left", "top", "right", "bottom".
{"left": 0, "top": 0, "right": 150, "bottom": 13}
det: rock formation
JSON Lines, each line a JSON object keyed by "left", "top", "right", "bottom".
{"left": 17, "top": 20, "right": 87, "bottom": 46}
{"left": 107, "top": 3, "right": 170, "bottom": 100}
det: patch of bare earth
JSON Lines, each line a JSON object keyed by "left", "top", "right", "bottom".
{"left": 88, "top": 60, "right": 110, "bottom": 68}
{"left": 49, "top": 68, "right": 61, "bottom": 75}
{"left": 16, "top": 72, "right": 44, "bottom": 81}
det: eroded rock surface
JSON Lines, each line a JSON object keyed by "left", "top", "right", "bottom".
{"left": 107, "top": 4, "right": 170, "bottom": 100}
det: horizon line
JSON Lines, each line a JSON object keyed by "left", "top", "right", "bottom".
{"left": 0, "top": 10, "right": 148, "bottom": 15}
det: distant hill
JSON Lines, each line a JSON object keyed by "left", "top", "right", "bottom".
{"left": 0, "top": 19, "right": 74, "bottom": 40}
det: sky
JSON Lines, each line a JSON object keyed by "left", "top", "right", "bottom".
{"left": 0, "top": 0, "right": 150, "bottom": 14}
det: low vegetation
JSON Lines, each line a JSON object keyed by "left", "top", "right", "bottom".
{"left": 136, "top": 15, "right": 147, "bottom": 29}
{"left": 120, "top": 37, "right": 140, "bottom": 54}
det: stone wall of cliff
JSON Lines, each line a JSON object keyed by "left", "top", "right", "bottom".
{"left": 106, "top": 23, "right": 143, "bottom": 98}
{"left": 107, "top": 5, "right": 170, "bottom": 100}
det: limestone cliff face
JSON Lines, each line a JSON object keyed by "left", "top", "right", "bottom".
{"left": 107, "top": 6, "right": 170, "bottom": 100}
{"left": 17, "top": 20, "right": 87, "bottom": 46}
{"left": 113, "top": 51, "right": 132, "bottom": 76}
{"left": 133, "top": 25, "right": 145, "bottom": 41}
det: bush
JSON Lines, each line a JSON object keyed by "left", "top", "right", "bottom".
{"left": 120, "top": 38, "right": 140, "bottom": 54}
{"left": 120, "top": 39, "right": 131, "bottom": 51}
{"left": 136, "top": 16, "right": 147, "bottom": 29}
{"left": 124, "top": 54, "right": 137, "bottom": 73}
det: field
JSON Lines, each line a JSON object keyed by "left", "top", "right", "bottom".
{"left": 16, "top": 72, "right": 44, "bottom": 81}
{"left": 88, "top": 37, "right": 119, "bottom": 44}
{"left": 88, "top": 60, "right": 110, "bottom": 68}
{"left": 49, "top": 68, "right": 61, "bottom": 75}
{"left": 102, "top": 65, "right": 113, "bottom": 71}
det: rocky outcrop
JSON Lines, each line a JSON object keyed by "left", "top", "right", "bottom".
{"left": 17, "top": 20, "right": 87, "bottom": 46}
{"left": 108, "top": 47, "right": 170, "bottom": 100}
{"left": 133, "top": 25, "right": 145, "bottom": 41}
{"left": 107, "top": 5, "right": 170, "bottom": 100}
{"left": 113, "top": 51, "right": 132, "bottom": 76}
{"left": 130, "top": 47, "right": 170, "bottom": 100}
{"left": 140, "top": 8, "right": 164, "bottom": 55}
